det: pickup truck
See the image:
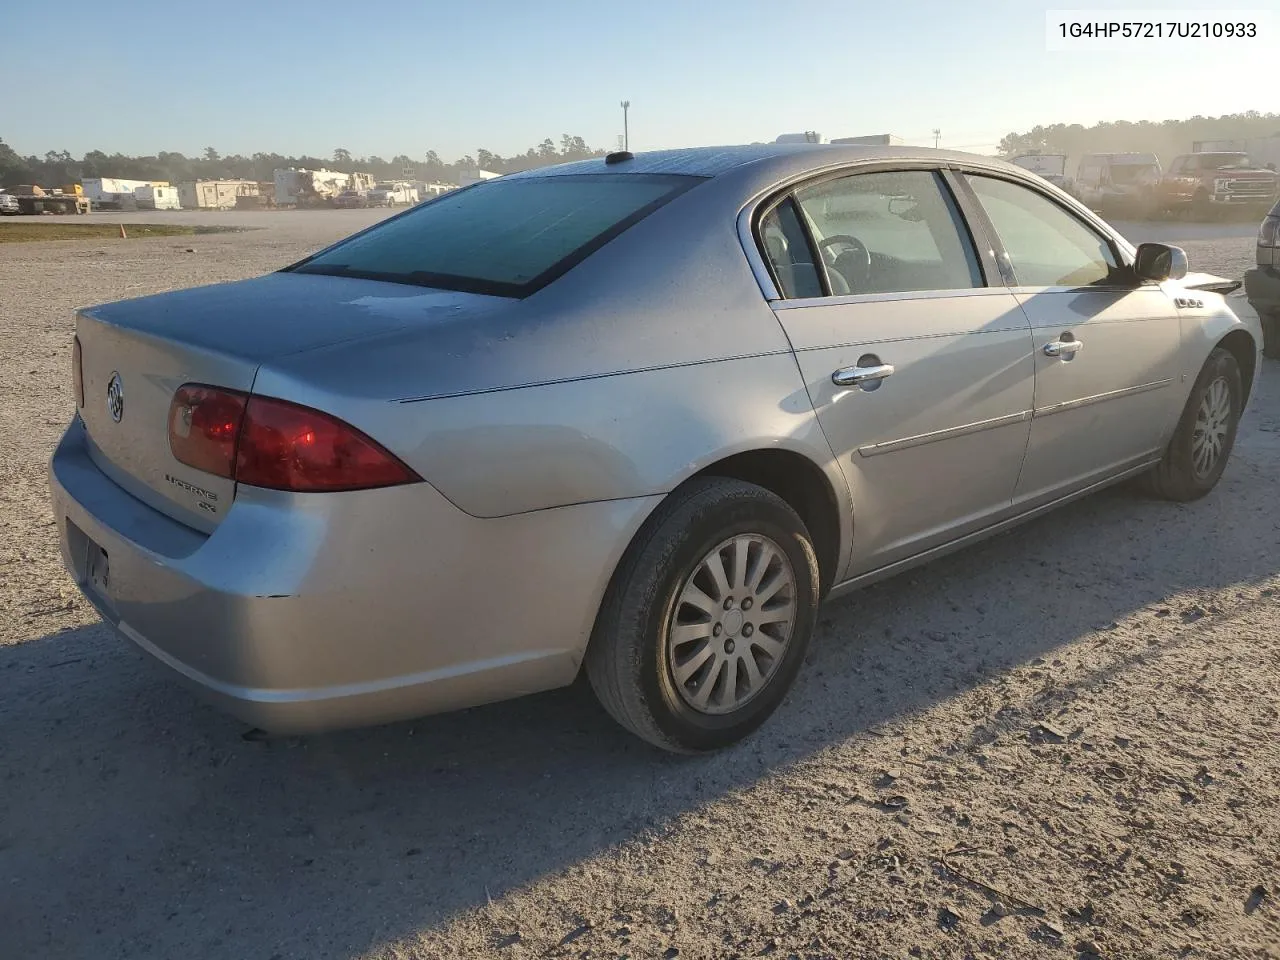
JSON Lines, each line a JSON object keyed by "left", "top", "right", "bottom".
{"left": 367, "top": 183, "right": 420, "bottom": 208}
{"left": 1155, "top": 152, "right": 1278, "bottom": 218}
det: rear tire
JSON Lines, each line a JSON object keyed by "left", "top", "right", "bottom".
{"left": 1142, "top": 347, "right": 1242, "bottom": 501}
{"left": 585, "top": 477, "right": 820, "bottom": 753}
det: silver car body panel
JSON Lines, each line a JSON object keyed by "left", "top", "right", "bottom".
{"left": 49, "top": 143, "right": 1262, "bottom": 732}
{"left": 1009, "top": 282, "right": 1182, "bottom": 504}
{"left": 51, "top": 418, "right": 659, "bottom": 733}
{"left": 771, "top": 288, "right": 1036, "bottom": 575}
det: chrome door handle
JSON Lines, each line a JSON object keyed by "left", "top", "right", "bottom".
{"left": 1044, "top": 339, "right": 1083, "bottom": 358}
{"left": 832, "top": 363, "right": 895, "bottom": 386}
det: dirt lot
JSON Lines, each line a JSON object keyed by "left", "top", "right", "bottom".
{"left": 1, "top": 214, "right": 1278, "bottom": 960}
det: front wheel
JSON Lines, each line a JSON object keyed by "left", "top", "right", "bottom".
{"left": 1142, "top": 347, "right": 1243, "bottom": 501}
{"left": 585, "top": 477, "right": 820, "bottom": 753}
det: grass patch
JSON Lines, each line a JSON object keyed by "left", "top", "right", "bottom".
{"left": 0, "top": 222, "right": 249, "bottom": 243}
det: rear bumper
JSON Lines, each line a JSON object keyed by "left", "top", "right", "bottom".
{"left": 1246, "top": 267, "right": 1280, "bottom": 315}
{"left": 49, "top": 417, "right": 656, "bottom": 733}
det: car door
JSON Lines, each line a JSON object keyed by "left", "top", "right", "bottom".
{"left": 959, "top": 173, "right": 1183, "bottom": 506}
{"left": 759, "top": 167, "right": 1036, "bottom": 578}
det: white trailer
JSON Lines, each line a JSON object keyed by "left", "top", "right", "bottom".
{"left": 81, "top": 178, "right": 154, "bottom": 201}
{"left": 1010, "top": 154, "right": 1067, "bottom": 178}
{"left": 457, "top": 169, "right": 500, "bottom": 188}
{"left": 135, "top": 184, "right": 181, "bottom": 210}
{"left": 178, "top": 180, "right": 257, "bottom": 210}
{"left": 81, "top": 177, "right": 158, "bottom": 210}
{"left": 274, "top": 168, "right": 351, "bottom": 206}
{"left": 413, "top": 181, "right": 456, "bottom": 200}
{"left": 830, "top": 134, "right": 904, "bottom": 146}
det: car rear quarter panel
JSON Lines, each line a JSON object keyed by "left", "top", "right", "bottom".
{"left": 253, "top": 174, "right": 850, "bottom": 523}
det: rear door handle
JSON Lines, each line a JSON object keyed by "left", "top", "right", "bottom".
{"left": 1044, "top": 339, "right": 1083, "bottom": 358}
{"left": 832, "top": 363, "right": 895, "bottom": 386}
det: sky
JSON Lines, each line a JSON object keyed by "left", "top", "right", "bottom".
{"left": 1, "top": 0, "right": 1272, "bottom": 162}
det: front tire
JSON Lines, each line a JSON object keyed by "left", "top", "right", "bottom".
{"left": 1143, "top": 347, "right": 1243, "bottom": 501}
{"left": 585, "top": 477, "right": 820, "bottom": 753}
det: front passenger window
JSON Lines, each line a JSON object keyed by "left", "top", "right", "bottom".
{"left": 965, "top": 175, "right": 1118, "bottom": 287}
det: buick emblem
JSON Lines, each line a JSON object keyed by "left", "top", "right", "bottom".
{"left": 106, "top": 372, "right": 124, "bottom": 423}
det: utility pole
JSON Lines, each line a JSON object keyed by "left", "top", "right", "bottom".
{"left": 933, "top": 128, "right": 941, "bottom": 149}
{"left": 621, "top": 101, "right": 631, "bottom": 151}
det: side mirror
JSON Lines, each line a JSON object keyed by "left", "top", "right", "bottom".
{"left": 1133, "top": 242, "right": 1188, "bottom": 282}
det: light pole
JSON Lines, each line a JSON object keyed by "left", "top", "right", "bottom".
{"left": 933, "top": 128, "right": 941, "bottom": 149}
{"left": 621, "top": 101, "right": 631, "bottom": 151}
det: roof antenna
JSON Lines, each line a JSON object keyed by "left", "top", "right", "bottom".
{"left": 605, "top": 151, "right": 634, "bottom": 165}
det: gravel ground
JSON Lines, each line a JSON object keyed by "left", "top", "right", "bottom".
{"left": 2, "top": 215, "right": 1278, "bottom": 960}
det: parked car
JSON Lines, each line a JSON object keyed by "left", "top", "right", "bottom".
{"left": 1155, "top": 152, "right": 1279, "bottom": 218}
{"left": 1072, "top": 152, "right": 1162, "bottom": 216}
{"left": 50, "top": 145, "right": 1261, "bottom": 752}
{"left": 1245, "top": 197, "right": 1280, "bottom": 358}
{"left": 334, "top": 189, "right": 369, "bottom": 209}
{"left": 0, "top": 191, "right": 19, "bottom": 215}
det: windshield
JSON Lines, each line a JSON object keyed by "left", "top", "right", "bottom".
{"left": 1195, "top": 153, "right": 1253, "bottom": 170}
{"left": 1109, "top": 164, "right": 1159, "bottom": 184}
{"left": 290, "top": 173, "right": 700, "bottom": 297}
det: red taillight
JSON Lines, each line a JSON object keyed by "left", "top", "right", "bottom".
{"left": 167, "top": 384, "right": 419, "bottom": 493}
{"left": 168, "top": 384, "right": 248, "bottom": 478}
{"left": 71, "top": 336, "right": 84, "bottom": 408}
{"left": 236, "top": 395, "right": 420, "bottom": 492}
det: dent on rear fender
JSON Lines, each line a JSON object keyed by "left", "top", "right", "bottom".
{"left": 400, "top": 353, "right": 841, "bottom": 519}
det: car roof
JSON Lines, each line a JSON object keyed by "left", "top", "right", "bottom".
{"left": 503, "top": 143, "right": 1025, "bottom": 181}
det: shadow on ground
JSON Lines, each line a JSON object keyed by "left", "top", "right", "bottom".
{"left": 4, "top": 408, "right": 1278, "bottom": 960}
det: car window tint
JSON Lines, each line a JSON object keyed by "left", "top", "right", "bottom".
{"left": 965, "top": 175, "right": 1117, "bottom": 287}
{"left": 759, "top": 199, "right": 824, "bottom": 299}
{"left": 292, "top": 173, "right": 698, "bottom": 297}
{"left": 792, "top": 170, "right": 981, "bottom": 295}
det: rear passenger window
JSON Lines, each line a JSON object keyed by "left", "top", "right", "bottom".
{"left": 759, "top": 199, "right": 824, "bottom": 299}
{"left": 790, "top": 170, "right": 982, "bottom": 296}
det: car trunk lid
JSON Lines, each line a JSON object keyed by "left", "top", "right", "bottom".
{"left": 75, "top": 272, "right": 510, "bottom": 531}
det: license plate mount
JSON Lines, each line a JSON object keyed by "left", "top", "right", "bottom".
{"left": 84, "top": 538, "right": 110, "bottom": 601}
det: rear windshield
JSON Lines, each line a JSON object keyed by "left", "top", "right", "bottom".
{"left": 289, "top": 173, "right": 701, "bottom": 297}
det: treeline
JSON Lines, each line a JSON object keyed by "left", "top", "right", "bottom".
{"left": 0, "top": 135, "right": 608, "bottom": 189}
{"left": 999, "top": 111, "right": 1280, "bottom": 167}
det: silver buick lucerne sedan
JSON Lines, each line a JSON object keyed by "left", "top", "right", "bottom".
{"left": 50, "top": 144, "right": 1260, "bottom": 752}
